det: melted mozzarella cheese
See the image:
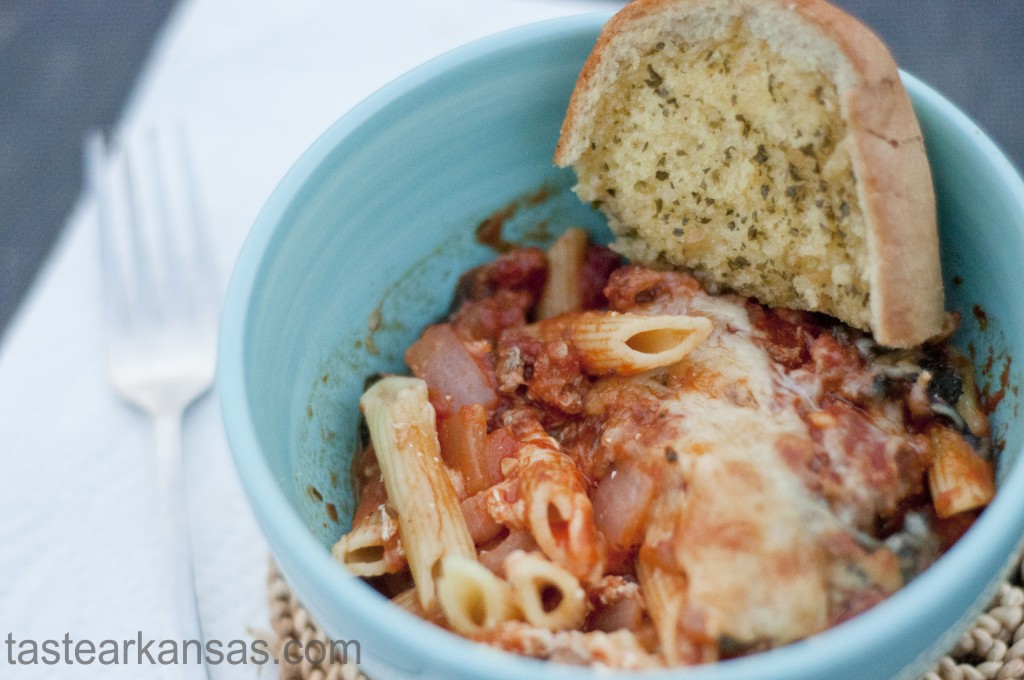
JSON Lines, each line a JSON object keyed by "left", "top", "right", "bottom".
{"left": 608, "top": 290, "right": 847, "bottom": 645}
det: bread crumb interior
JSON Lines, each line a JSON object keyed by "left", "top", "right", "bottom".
{"left": 574, "top": 23, "right": 871, "bottom": 329}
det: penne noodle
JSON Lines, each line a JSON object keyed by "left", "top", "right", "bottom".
{"left": 391, "top": 587, "right": 420, "bottom": 611}
{"left": 392, "top": 587, "right": 446, "bottom": 625}
{"left": 519, "top": 453, "right": 604, "bottom": 583}
{"left": 927, "top": 425, "right": 996, "bottom": 518}
{"left": 331, "top": 510, "right": 404, "bottom": 577}
{"left": 636, "top": 558, "right": 686, "bottom": 665}
{"left": 361, "top": 376, "right": 477, "bottom": 610}
{"left": 500, "top": 413, "right": 606, "bottom": 584}
{"left": 637, "top": 557, "right": 717, "bottom": 666}
{"left": 568, "top": 312, "right": 713, "bottom": 376}
{"left": 504, "top": 551, "right": 587, "bottom": 631}
{"left": 391, "top": 587, "right": 421, "bottom": 613}
{"left": 436, "top": 555, "right": 518, "bottom": 635}
{"left": 537, "top": 227, "right": 589, "bottom": 319}
{"left": 948, "top": 347, "right": 990, "bottom": 439}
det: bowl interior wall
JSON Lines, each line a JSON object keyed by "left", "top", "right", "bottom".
{"left": 922, "top": 96, "right": 1024, "bottom": 480}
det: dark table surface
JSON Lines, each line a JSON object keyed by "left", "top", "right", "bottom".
{"left": 1, "top": 0, "right": 1021, "bottom": 343}
{"left": 1, "top": 0, "right": 179, "bottom": 341}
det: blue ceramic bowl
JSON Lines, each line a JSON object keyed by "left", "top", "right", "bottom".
{"left": 219, "top": 12, "right": 1024, "bottom": 680}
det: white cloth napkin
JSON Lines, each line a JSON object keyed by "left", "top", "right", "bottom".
{"left": 0, "top": 1, "right": 621, "bottom": 677}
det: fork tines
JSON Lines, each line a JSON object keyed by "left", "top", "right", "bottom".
{"left": 86, "top": 127, "right": 217, "bottom": 348}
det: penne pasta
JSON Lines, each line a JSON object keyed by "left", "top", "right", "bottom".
{"left": 927, "top": 425, "right": 996, "bottom": 518}
{"left": 391, "top": 587, "right": 421, "bottom": 613}
{"left": 537, "top": 227, "right": 589, "bottom": 319}
{"left": 360, "top": 376, "right": 476, "bottom": 610}
{"left": 637, "top": 558, "right": 717, "bottom": 666}
{"left": 331, "top": 509, "right": 404, "bottom": 577}
{"left": 518, "top": 453, "right": 604, "bottom": 582}
{"left": 568, "top": 312, "right": 712, "bottom": 376}
{"left": 500, "top": 413, "right": 606, "bottom": 584}
{"left": 504, "top": 551, "right": 587, "bottom": 631}
{"left": 392, "top": 587, "right": 446, "bottom": 625}
{"left": 436, "top": 555, "right": 518, "bottom": 635}
{"left": 948, "top": 347, "right": 990, "bottom": 439}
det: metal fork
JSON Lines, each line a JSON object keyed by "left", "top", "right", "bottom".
{"left": 86, "top": 127, "right": 216, "bottom": 680}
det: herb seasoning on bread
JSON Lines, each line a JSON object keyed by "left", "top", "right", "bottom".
{"left": 555, "top": 0, "right": 942, "bottom": 348}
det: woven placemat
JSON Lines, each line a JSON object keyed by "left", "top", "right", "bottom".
{"left": 267, "top": 558, "right": 1024, "bottom": 680}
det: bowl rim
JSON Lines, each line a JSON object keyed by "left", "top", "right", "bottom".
{"left": 218, "top": 12, "right": 1024, "bottom": 679}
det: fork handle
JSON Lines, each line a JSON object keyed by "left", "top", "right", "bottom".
{"left": 155, "top": 410, "right": 212, "bottom": 679}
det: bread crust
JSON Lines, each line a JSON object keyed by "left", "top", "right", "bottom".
{"left": 555, "top": 0, "right": 943, "bottom": 348}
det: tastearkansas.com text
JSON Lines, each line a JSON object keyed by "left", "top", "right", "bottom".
{"left": 4, "top": 632, "right": 360, "bottom": 667}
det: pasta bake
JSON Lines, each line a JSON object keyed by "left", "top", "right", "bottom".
{"left": 333, "top": 228, "right": 995, "bottom": 669}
